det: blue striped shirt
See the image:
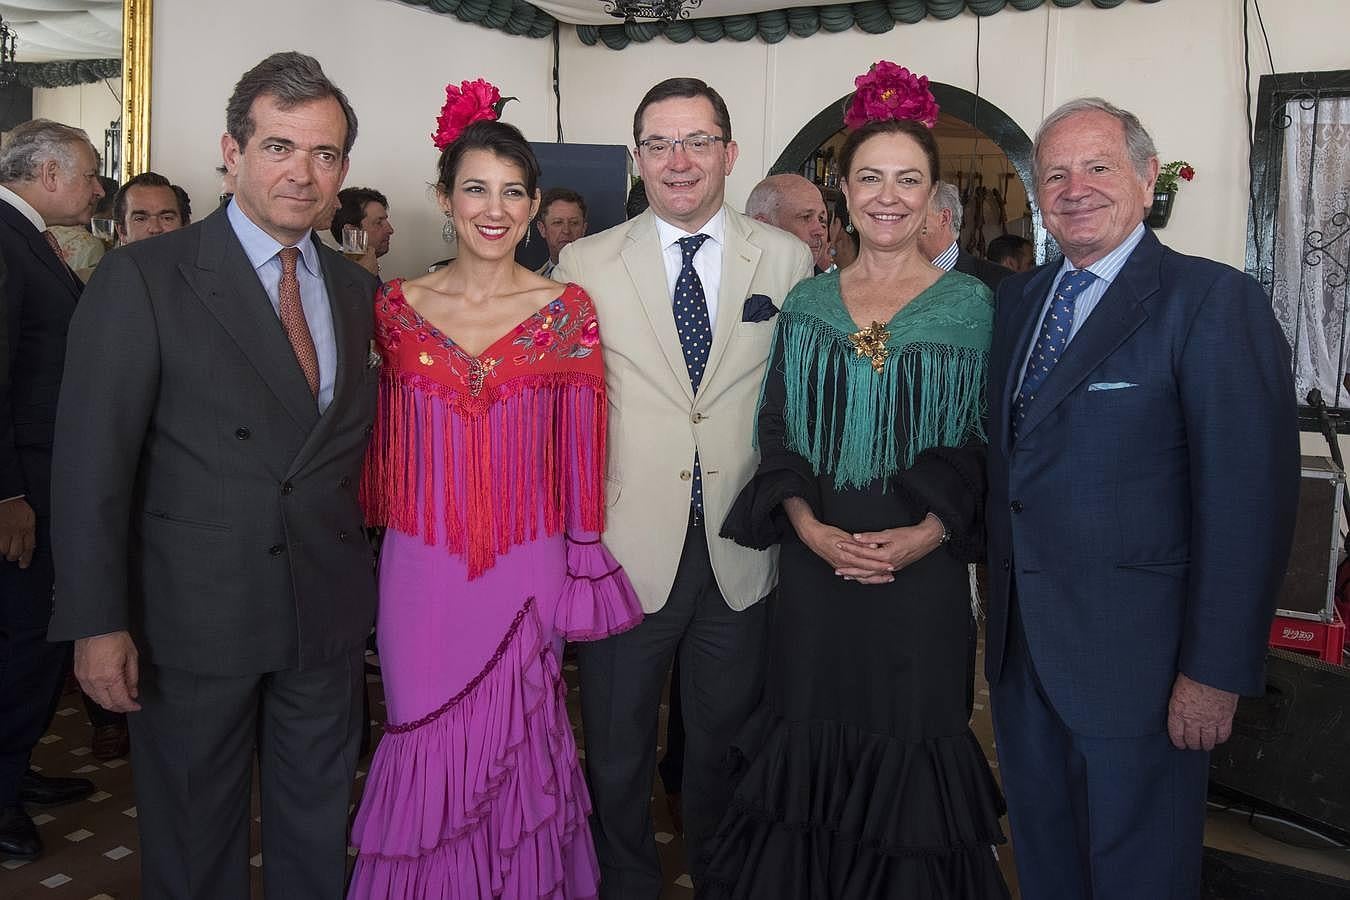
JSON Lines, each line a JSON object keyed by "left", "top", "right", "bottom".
{"left": 1015, "top": 223, "right": 1146, "bottom": 392}
{"left": 932, "top": 240, "right": 960, "bottom": 271}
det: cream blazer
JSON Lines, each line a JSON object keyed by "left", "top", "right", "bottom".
{"left": 554, "top": 206, "right": 813, "bottom": 613}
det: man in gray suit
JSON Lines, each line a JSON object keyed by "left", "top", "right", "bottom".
{"left": 48, "top": 52, "right": 378, "bottom": 898}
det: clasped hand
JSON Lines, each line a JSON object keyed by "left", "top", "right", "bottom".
{"left": 801, "top": 516, "right": 945, "bottom": 585}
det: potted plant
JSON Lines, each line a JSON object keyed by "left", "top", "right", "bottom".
{"left": 1147, "top": 160, "right": 1195, "bottom": 229}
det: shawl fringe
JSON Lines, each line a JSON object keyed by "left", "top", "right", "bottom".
{"left": 774, "top": 313, "right": 988, "bottom": 490}
{"left": 362, "top": 371, "right": 606, "bottom": 579}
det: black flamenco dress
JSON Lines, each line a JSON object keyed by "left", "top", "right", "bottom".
{"left": 700, "top": 270, "right": 1010, "bottom": 900}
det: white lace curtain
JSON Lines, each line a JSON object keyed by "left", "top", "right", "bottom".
{"left": 1272, "top": 96, "right": 1350, "bottom": 406}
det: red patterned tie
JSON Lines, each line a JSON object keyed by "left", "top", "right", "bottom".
{"left": 277, "top": 247, "right": 319, "bottom": 397}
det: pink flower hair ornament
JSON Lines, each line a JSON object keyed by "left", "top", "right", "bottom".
{"left": 432, "top": 78, "right": 517, "bottom": 150}
{"left": 843, "top": 61, "right": 940, "bottom": 130}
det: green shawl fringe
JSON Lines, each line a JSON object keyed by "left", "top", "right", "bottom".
{"left": 768, "top": 271, "right": 993, "bottom": 490}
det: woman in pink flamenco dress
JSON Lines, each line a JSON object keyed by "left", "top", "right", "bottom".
{"left": 347, "top": 92, "right": 642, "bottom": 899}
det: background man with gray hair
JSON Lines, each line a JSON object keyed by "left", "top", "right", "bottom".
{"left": 746, "top": 172, "right": 830, "bottom": 272}
{"left": 917, "top": 180, "right": 1012, "bottom": 291}
{"left": 48, "top": 52, "right": 378, "bottom": 896}
{"left": 0, "top": 118, "right": 103, "bottom": 861}
{"left": 984, "top": 96, "right": 1298, "bottom": 898}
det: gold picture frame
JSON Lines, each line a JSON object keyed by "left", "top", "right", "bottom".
{"left": 121, "top": 0, "right": 152, "bottom": 182}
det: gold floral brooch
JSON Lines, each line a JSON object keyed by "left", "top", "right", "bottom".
{"left": 849, "top": 321, "right": 892, "bottom": 373}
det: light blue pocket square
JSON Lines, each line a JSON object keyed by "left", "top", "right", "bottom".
{"left": 1087, "top": 382, "right": 1139, "bottom": 392}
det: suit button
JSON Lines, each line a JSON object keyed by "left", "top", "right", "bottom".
{"left": 338, "top": 530, "right": 350, "bottom": 542}
{"left": 268, "top": 544, "right": 284, "bottom": 557}
{"left": 235, "top": 427, "right": 251, "bottom": 440}
{"left": 281, "top": 482, "right": 294, "bottom": 495}
{"left": 364, "top": 424, "right": 374, "bottom": 437}
{"left": 679, "top": 470, "right": 692, "bottom": 481}
{"left": 691, "top": 412, "right": 705, "bottom": 424}
{"left": 1010, "top": 500, "right": 1023, "bottom": 513}
{"left": 1001, "top": 559, "right": 1010, "bottom": 571}
{"left": 339, "top": 476, "right": 351, "bottom": 489}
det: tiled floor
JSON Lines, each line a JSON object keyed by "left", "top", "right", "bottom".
{"left": 4, "top": 630, "right": 1349, "bottom": 898}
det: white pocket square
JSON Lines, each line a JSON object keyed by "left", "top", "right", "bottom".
{"left": 1087, "top": 381, "right": 1138, "bottom": 392}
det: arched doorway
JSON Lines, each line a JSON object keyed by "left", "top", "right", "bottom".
{"left": 770, "top": 83, "right": 1052, "bottom": 264}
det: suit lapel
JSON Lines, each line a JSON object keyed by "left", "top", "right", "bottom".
{"left": 1000, "top": 264, "right": 1060, "bottom": 454}
{"left": 179, "top": 209, "right": 320, "bottom": 433}
{"left": 1013, "top": 235, "right": 1160, "bottom": 443}
{"left": 29, "top": 231, "right": 81, "bottom": 293}
{"left": 287, "top": 241, "right": 368, "bottom": 477}
{"left": 621, "top": 211, "right": 695, "bottom": 402}
{"left": 703, "top": 207, "right": 758, "bottom": 391}
{"left": 0, "top": 201, "right": 82, "bottom": 300}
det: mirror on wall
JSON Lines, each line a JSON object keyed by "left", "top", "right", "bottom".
{"left": 2, "top": 1, "right": 150, "bottom": 181}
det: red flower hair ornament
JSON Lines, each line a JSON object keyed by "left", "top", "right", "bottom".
{"left": 844, "top": 61, "right": 940, "bottom": 130}
{"left": 432, "top": 79, "right": 517, "bottom": 150}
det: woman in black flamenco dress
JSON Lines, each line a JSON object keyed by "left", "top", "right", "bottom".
{"left": 699, "top": 117, "right": 1010, "bottom": 900}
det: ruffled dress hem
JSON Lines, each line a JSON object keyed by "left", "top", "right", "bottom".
{"left": 700, "top": 709, "right": 1010, "bottom": 900}
{"left": 348, "top": 596, "right": 600, "bottom": 900}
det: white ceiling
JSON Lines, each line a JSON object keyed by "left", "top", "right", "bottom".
{"left": 0, "top": 1, "right": 121, "bottom": 63}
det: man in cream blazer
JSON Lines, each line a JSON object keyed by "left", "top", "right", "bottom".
{"left": 555, "top": 77, "right": 811, "bottom": 898}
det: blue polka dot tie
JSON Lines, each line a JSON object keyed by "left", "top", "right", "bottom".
{"left": 675, "top": 233, "right": 712, "bottom": 520}
{"left": 1011, "top": 268, "right": 1096, "bottom": 441}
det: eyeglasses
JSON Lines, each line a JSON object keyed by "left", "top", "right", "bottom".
{"left": 636, "top": 134, "right": 725, "bottom": 160}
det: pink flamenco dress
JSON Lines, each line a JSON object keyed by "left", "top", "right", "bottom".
{"left": 348, "top": 280, "right": 643, "bottom": 899}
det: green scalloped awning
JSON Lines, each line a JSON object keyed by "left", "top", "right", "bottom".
{"left": 12, "top": 59, "right": 121, "bottom": 89}
{"left": 399, "top": 0, "right": 1162, "bottom": 47}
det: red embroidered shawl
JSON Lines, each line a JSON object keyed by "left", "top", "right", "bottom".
{"left": 361, "top": 280, "right": 607, "bottom": 578}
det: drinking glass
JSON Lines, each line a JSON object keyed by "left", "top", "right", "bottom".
{"left": 91, "top": 218, "right": 116, "bottom": 243}
{"left": 341, "top": 224, "right": 368, "bottom": 261}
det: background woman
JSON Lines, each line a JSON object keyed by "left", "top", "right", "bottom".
{"left": 700, "top": 65, "right": 1009, "bottom": 899}
{"left": 348, "top": 83, "right": 642, "bottom": 899}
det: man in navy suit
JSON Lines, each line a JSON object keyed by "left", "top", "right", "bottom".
{"left": 0, "top": 119, "right": 105, "bottom": 859}
{"left": 985, "top": 98, "right": 1299, "bottom": 899}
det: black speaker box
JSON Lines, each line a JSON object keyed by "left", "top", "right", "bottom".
{"left": 1210, "top": 648, "right": 1350, "bottom": 841}
{"left": 1277, "top": 456, "right": 1343, "bottom": 621}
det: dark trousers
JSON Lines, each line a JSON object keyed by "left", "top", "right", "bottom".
{"left": 579, "top": 524, "right": 767, "bottom": 900}
{"left": 129, "top": 649, "right": 363, "bottom": 900}
{"left": 0, "top": 518, "right": 68, "bottom": 804}
{"left": 990, "top": 599, "right": 1207, "bottom": 900}
{"left": 657, "top": 656, "right": 685, "bottom": 795}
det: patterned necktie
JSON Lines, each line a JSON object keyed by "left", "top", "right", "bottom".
{"left": 674, "top": 233, "right": 712, "bottom": 519}
{"left": 1011, "top": 268, "right": 1096, "bottom": 440}
{"left": 42, "top": 229, "right": 76, "bottom": 287}
{"left": 277, "top": 247, "right": 320, "bottom": 397}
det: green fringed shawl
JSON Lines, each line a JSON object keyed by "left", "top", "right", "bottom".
{"left": 765, "top": 270, "right": 993, "bottom": 490}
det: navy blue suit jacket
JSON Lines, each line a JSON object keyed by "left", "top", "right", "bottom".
{"left": 985, "top": 229, "right": 1299, "bottom": 737}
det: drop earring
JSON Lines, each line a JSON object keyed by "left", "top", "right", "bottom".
{"left": 442, "top": 213, "right": 456, "bottom": 242}
{"left": 845, "top": 222, "right": 854, "bottom": 234}
{"left": 523, "top": 228, "right": 531, "bottom": 249}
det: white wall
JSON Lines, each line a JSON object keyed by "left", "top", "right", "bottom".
{"left": 151, "top": 0, "right": 554, "bottom": 278}
{"left": 558, "top": 0, "right": 1342, "bottom": 269}
{"left": 32, "top": 78, "right": 122, "bottom": 154}
{"left": 150, "top": 0, "right": 1343, "bottom": 274}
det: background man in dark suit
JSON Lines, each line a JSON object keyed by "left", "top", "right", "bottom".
{"left": 0, "top": 119, "right": 104, "bottom": 860}
{"left": 918, "top": 180, "right": 1012, "bottom": 291}
{"left": 48, "top": 52, "right": 378, "bottom": 898}
{"left": 984, "top": 97, "right": 1299, "bottom": 899}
